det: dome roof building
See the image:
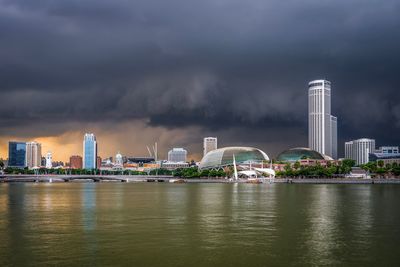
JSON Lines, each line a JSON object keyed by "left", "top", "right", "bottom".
{"left": 199, "top": 147, "right": 269, "bottom": 170}
{"left": 276, "top": 147, "right": 332, "bottom": 162}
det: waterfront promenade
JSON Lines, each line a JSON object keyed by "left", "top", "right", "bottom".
{"left": 1, "top": 174, "right": 400, "bottom": 184}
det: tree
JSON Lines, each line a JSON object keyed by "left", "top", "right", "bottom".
{"left": 340, "top": 159, "right": 355, "bottom": 174}
{"left": 293, "top": 161, "right": 301, "bottom": 170}
{"left": 0, "top": 160, "right": 4, "bottom": 169}
{"left": 377, "top": 160, "right": 385, "bottom": 168}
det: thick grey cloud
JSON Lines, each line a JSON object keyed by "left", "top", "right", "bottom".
{"left": 1, "top": 0, "right": 400, "bottom": 158}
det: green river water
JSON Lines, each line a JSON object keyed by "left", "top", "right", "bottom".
{"left": 0, "top": 183, "right": 399, "bottom": 266}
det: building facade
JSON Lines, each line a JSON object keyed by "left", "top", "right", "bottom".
{"left": 369, "top": 153, "right": 400, "bottom": 165}
{"left": 203, "top": 137, "right": 217, "bottom": 157}
{"left": 115, "top": 153, "right": 123, "bottom": 167}
{"left": 331, "top": 116, "right": 337, "bottom": 159}
{"left": 26, "top": 141, "right": 42, "bottom": 168}
{"left": 8, "top": 142, "right": 27, "bottom": 168}
{"left": 376, "top": 146, "right": 399, "bottom": 154}
{"left": 308, "top": 80, "right": 337, "bottom": 159}
{"left": 161, "top": 161, "right": 190, "bottom": 170}
{"left": 345, "top": 138, "right": 376, "bottom": 165}
{"left": 345, "top": 141, "right": 353, "bottom": 159}
{"left": 83, "top": 133, "right": 97, "bottom": 169}
{"left": 45, "top": 151, "right": 52, "bottom": 169}
{"left": 168, "top": 148, "right": 187, "bottom": 162}
{"left": 97, "top": 156, "right": 102, "bottom": 169}
{"left": 70, "top": 155, "right": 83, "bottom": 169}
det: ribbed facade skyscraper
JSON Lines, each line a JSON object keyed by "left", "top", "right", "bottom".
{"left": 308, "top": 80, "right": 337, "bottom": 159}
{"left": 344, "top": 138, "right": 375, "bottom": 165}
{"left": 26, "top": 141, "right": 42, "bottom": 168}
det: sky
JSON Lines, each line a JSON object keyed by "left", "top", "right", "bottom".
{"left": 1, "top": 0, "right": 400, "bottom": 161}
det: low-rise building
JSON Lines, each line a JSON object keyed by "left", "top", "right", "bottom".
{"left": 161, "top": 161, "right": 189, "bottom": 170}
{"left": 376, "top": 146, "right": 399, "bottom": 154}
{"left": 369, "top": 153, "right": 400, "bottom": 165}
{"left": 70, "top": 155, "right": 83, "bottom": 169}
{"left": 168, "top": 148, "right": 187, "bottom": 163}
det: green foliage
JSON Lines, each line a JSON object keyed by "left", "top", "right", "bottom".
{"left": 340, "top": 159, "right": 355, "bottom": 174}
{"left": 173, "top": 167, "right": 226, "bottom": 178}
{"left": 276, "top": 162, "right": 344, "bottom": 178}
{"left": 377, "top": 160, "right": 385, "bottom": 168}
{"left": 293, "top": 161, "right": 301, "bottom": 170}
{"left": 361, "top": 162, "right": 377, "bottom": 173}
{"left": 149, "top": 169, "right": 173, "bottom": 175}
{"left": 276, "top": 159, "right": 400, "bottom": 178}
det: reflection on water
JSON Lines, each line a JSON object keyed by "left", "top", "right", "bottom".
{"left": 0, "top": 183, "right": 400, "bottom": 267}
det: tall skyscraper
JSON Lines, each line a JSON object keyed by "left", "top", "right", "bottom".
{"left": 45, "top": 151, "right": 52, "bottom": 169}
{"left": 8, "top": 141, "right": 27, "bottom": 168}
{"left": 345, "top": 141, "right": 353, "bottom": 159}
{"left": 70, "top": 155, "right": 83, "bottom": 169}
{"left": 168, "top": 148, "right": 187, "bottom": 162}
{"left": 331, "top": 116, "right": 337, "bottom": 159}
{"left": 308, "top": 80, "right": 337, "bottom": 159}
{"left": 83, "top": 133, "right": 97, "bottom": 169}
{"left": 203, "top": 137, "right": 217, "bottom": 157}
{"left": 345, "top": 138, "right": 375, "bottom": 165}
{"left": 26, "top": 141, "right": 42, "bottom": 168}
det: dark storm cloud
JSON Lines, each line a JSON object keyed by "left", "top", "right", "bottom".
{"left": 1, "top": 0, "right": 400, "bottom": 156}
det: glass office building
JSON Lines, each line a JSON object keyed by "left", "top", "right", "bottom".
{"left": 83, "top": 133, "right": 97, "bottom": 169}
{"left": 8, "top": 142, "right": 27, "bottom": 168}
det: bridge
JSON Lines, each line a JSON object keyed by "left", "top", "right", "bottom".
{"left": 0, "top": 174, "right": 174, "bottom": 183}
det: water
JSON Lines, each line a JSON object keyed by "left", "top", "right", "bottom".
{"left": 0, "top": 183, "right": 399, "bottom": 267}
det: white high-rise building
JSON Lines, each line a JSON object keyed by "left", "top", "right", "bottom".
{"left": 45, "top": 151, "right": 52, "bottom": 169}
{"left": 331, "top": 116, "right": 337, "bottom": 159}
{"left": 308, "top": 80, "right": 337, "bottom": 159}
{"left": 83, "top": 133, "right": 97, "bottom": 169}
{"left": 26, "top": 141, "right": 42, "bottom": 168}
{"left": 168, "top": 148, "right": 187, "bottom": 162}
{"left": 203, "top": 137, "right": 217, "bottom": 157}
{"left": 345, "top": 138, "right": 375, "bottom": 165}
{"left": 345, "top": 141, "right": 354, "bottom": 159}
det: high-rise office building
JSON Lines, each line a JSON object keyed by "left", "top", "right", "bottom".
{"left": 308, "top": 80, "right": 337, "bottom": 159}
{"left": 331, "top": 116, "right": 337, "bottom": 159}
{"left": 345, "top": 141, "right": 353, "bottom": 159}
{"left": 345, "top": 138, "right": 375, "bottom": 165}
{"left": 70, "top": 155, "right": 83, "bottom": 169}
{"left": 26, "top": 141, "right": 42, "bottom": 168}
{"left": 45, "top": 151, "right": 52, "bottom": 169}
{"left": 83, "top": 133, "right": 97, "bottom": 169}
{"left": 168, "top": 148, "right": 187, "bottom": 162}
{"left": 203, "top": 137, "right": 217, "bottom": 157}
{"left": 8, "top": 141, "right": 27, "bottom": 168}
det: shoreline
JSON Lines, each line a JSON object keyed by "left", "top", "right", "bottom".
{"left": 1, "top": 175, "right": 400, "bottom": 184}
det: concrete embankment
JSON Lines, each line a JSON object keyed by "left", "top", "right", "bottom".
{"left": 1, "top": 175, "right": 400, "bottom": 184}
{"left": 274, "top": 178, "right": 400, "bottom": 184}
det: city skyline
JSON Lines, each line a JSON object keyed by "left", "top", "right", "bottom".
{"left": 1, "top": 1, "right": 400, "bottom": 161}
